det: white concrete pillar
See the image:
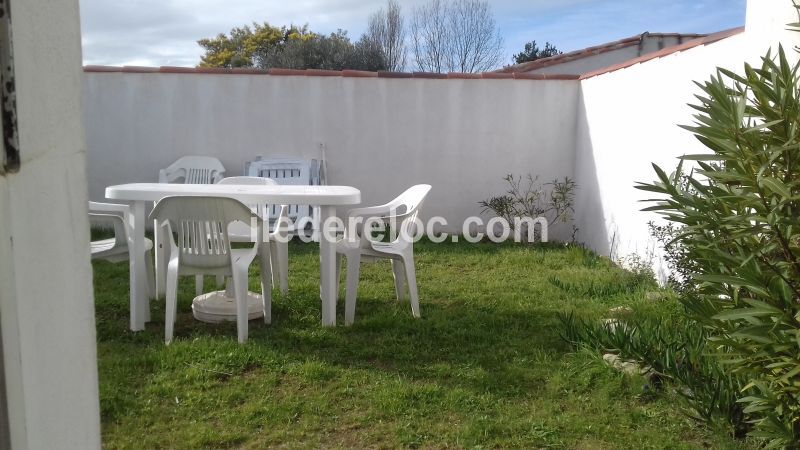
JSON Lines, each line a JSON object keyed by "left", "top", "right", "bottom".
{"left": 746, "top": 0, "right": 800, "bottom": 55}
{"left": 0, "top": 0, "right": 101, "bottom": 448}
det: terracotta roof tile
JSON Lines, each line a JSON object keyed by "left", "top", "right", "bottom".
{"left": 413, "top": 72, "right": 448, "bottom": 79}
{"left": 480, "top": 72, "right": 514, "bottom": 79}
{"left": 82, "top": 65, "right": 580, "bottom": 81}
{"left": 267, "top": 68, "right": 307, "bottom": 76}
{"left": 305, "top": 69, "right": 342, "bottom": 76}
{"left": 84, "top": 65, "right": 123, "bottom": 72}
{"left": 121, "top": 66, "right": 159, "bottom": 73}
{"left": 342, "top": 70, "right": 378, "bottom": 77}
{"left": 377, "top": 71, "right": 413, "bottom": 78}
{"left": 446, "top": 72, "right": 482, "bottom": 79}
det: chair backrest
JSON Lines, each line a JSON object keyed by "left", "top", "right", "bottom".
{"left": 149, "top": 196, "right": 258, "bottom": 268}
{"left": 88, "top": 201, "right": 130, "bottom": 248}
{"left": 159, "top": 156, "right": 226, "bottom": 184}
{"left": 389, "top": 185, "right": 432, "bottom": 239}
{"left": 216, "top": 176, "right": 276, "bottom": 221}
{"left": 244, "top": 158, "right": 313, "bottom": 222}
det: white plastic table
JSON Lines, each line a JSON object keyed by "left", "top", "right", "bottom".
{"left": 105, "top": 183, "right": 361, "bottom": 331}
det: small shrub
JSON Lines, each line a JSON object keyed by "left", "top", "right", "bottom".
{"left": 479, "top": 174, "right": 578, "bottom": 243}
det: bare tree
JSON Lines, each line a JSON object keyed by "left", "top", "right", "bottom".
{"left": 410, "top": 0, "right": 449, "bottom": 73}
{"left": 366, "top": 0, "right": 406, "bottom": 71}
{"left": 411, "top": 0, "right": 503, "bottom": 73}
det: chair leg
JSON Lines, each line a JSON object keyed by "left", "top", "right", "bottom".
{"left": 154, "top": 220, "right": 166, "bottom": 299}
{"left": 402, "top": 255, "right": 421, "bottom": 318}
{"left": 276, "top": 241, "right": 289, "bottom": 295}
{"left": 195, "top": 274, "right": 203, "bottom": 297}
{"left": 232, "top": 270, "right": 249, "bottom": 343}
{"left": 269, "top": 241, "right": 278, "bottom": 287}
{"left": 259, "top": 245, "right": 273, "bottom": 325}
{"left": 335, "top": 254, "right": 342, "bottom": 299}
{"left": 145, "top": 249, "right": 156, "bottom": 302}
{"left": 164, "top": 263, "right": 179, "bottom": 344}
{"left": 224, "top": 277, "right": 235, "bottom": 297}
{"left": 391, "top": 259, "right": 406, "bottom": 302}
{"left": 344, "top": 252, "right": 361, "bottom": 326}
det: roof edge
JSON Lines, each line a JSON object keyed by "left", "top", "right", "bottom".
{"left": 498, "top": 31, "right": 710, "bottom": 74}
{"left": 579, "top": 26, "right": 744, "bottom": 80}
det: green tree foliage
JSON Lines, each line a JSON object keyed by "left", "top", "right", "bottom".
{"left": 260, "top": 30, "right": 385, "bottom": 71}
{"left": 512, "top": 41, "right": 561, "bottom": 65}
{"left": 197, "top": 24, "right": 386, "bottom": 71}
{"left": 197, "top": 22, "right": 308, "bottom": 68}
{"left": 636, "top": 47, "right": 800, "bottom": 447}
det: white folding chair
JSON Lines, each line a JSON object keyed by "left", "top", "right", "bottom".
{"left": 158, "top": 156, "right": 226, "bottom": 184}
{"left": 150, "top": 196, "right": 271, "bottom": 344}
{"left": 216, "top": 176, "right": 290, "bottom": 294}
{"left": 89, "top": 201, "right": 155, "bottom": 298}
{"left": 336, "top": 185, "right": 432, "bottom": 325}
{"left": 245, "top": 157, "right": 318, "bottom": 232}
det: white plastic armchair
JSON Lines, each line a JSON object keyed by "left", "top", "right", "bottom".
{"left": 216, "top": 176, "right": 290, "bottom": 294}
{"left": 155, "top": 156, "right": 226, "bottom": 298}
{"left": 149, "top": 196, "right": 271, "bottom": 344}
{"left": 88, "top": 201, "right": 155, "bottom": 298}
{"left": 336, "top": 184, "right": 432, "bottom": 325}
{"left": 158, "top": 156, "right": 226, "bottom": 184}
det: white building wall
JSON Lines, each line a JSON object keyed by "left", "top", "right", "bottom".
{"left": 0, "top": 0, "right": 101, "bottom": 448}
{"left": 83, "top": 74, "right": 579, "bottom": 236}
{"left": 746, "top": 0, "right": 800, "bottom": 58}
{"left": 573, "top": 0, "right": 800, "bottom": 278}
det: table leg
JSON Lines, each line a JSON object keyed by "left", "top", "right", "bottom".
{"left": 130, "top": 200, "right": 149, "bottom": 331}
{"left": 154, "top": 217, "right": 167, "bottom": 299}
{"left": 318, "top": 205, "right": 336, "bottom": 327}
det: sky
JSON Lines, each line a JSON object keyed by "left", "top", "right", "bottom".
{"left": 79, "top": 0, "right": 747, "bottom": 68}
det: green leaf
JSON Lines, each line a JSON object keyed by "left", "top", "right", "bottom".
{"left": 758, "top": 177, "right": 792, "bottom": 198}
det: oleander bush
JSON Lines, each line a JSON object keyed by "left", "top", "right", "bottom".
{"left": 559, "top": 313, "right": 749, "bottom": 437}
{"left": 636, "top": 46, "right": 800, "bottom": 447}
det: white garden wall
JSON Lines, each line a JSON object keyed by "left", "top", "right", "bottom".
{"left": 574, "top": 33, "right": 750, "bottom": 278}
{"left": 83, "top": 73, "right": 579, "bottom": 236}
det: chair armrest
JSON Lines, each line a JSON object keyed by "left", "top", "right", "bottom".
{"left": 346, "top": 203, "right": 397, "bottom": 219}
{"left": 89, "top": 201, "right": 130, "bottom": 215}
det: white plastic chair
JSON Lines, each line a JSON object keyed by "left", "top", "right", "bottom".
{"left": 89, "top": 201, "right": 155, "bottom": 298}
{"left": 216, "top": 176, "right": 290, "bottom": 294}
{"left": 149, "top": 196, "right": 271, "bottom": 344}
{"left": 158, "top": 156, "right": 226, "bottom": 184}
{"left": 336, "top": 185, "right": 432, "bottom": 325}
{"left": 156, "top": 156, "right": 226, "bottom": 298}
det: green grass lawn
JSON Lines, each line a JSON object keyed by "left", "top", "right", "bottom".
{"left": 93, "top": 239, "right": 752, "bottom": 449}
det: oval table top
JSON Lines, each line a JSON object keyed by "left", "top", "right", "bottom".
{"left": 106, "top": 183, "right": 361, "bottom": 206}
